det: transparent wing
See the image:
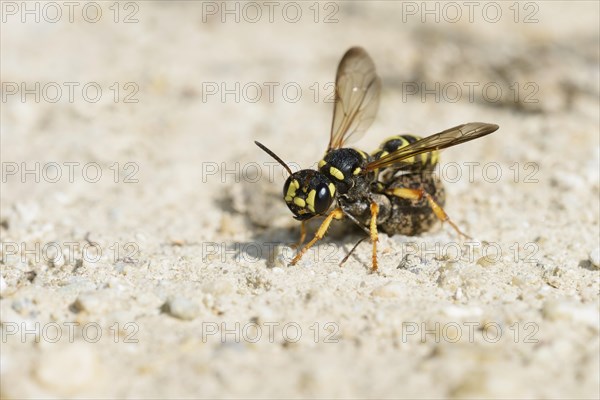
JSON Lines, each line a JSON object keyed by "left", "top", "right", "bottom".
{"left": 327, "top": 47, "right": 381, "bottom": 151}
{"left": 365, "top": 122, "right": 499, "bottom": 171}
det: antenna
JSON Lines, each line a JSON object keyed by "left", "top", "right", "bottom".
{"left": 254, "top": 141, "right": 293, "bottom": 176}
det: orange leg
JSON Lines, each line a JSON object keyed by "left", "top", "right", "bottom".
{"left": 290, "top": 208, "right": 344, "bottom": 266}
{"left": 291, "top": 221, "right": 307, "bottom": 249}
{"left": 369, "top": 202, "right": 380, "bottom": 271}
{"left": 385, "top": 187, "right": 471, "bottom": 239}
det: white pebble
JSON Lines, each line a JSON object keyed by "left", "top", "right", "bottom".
{"left": 589, "top": 248, "right": 600, "bottom": 268}
{"left": 0, "top": 308, "right": 36, "bottom": 336}
{"left": 73, "top": 293, "right": 100, "bottom": 312}
{"left": 476, "top": 256, "right": 496, "bottom": 267}
{"left": 442, "top": 305, "right": 483, "bottom": 319}
{"left": 2, "top": 254, "right": 28, "bottom": 271}
{"left": 453, "top": 287, "right": 463, "bottom": 300}
{"left": 60, "top": 278, "right": 96, "bottom": 295}
{"left": 254, "top": 305, "right": 276, "bottom": 322}
{"left": 202, "top": 280, "right": 234, "bottom": 296}
{"left": 0, "top": 276, "right": 7, "bottom": 297}
{"left": 371, "top": 282, "right": 405, "bottom": 298}
{"left": 202, "top": 293, "right": 215, "bottom": 309}
{"left": 163, "top": 296, "right": 201, "bottom": 320}
{"left": 35, "top": 343, "right": 98, "bottom": 394}
{"left": 0, "top": 353, "right": 8, "bottom": 376}
{"left": 267, "top": 245, "right": 287, "bottom": 268}
{"left": 542, "top": 300, "right": 600, "bottom": 329}
{"left": 72, "top": 291, "right": 111, "bottom": 313}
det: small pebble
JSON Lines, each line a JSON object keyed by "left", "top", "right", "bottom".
{"left": 476, "top": 256, "right": 496, "bottom": 267}
{"left": 0, "top": 353, "right": 8, "bottom": 376}
{"left": 267, "top": 245, "right": 287, "bottom": 268}
{"left": 202, "top": 280, "right": 234, "bottom": 296}
{"left": 542, "top": 300, "right": 600, "bottom": 329}
{"left": 2, "top": 254, "right": 28, "bottom": 271}
{"left": 162, "top": 296, "right": 201, "bottom": 320}
{"left": 218, "top": 213, "right": 237, "bottom": 235}
{"left": 453, "top": 287, "right": 463, "bottom": 300}
{"left": 253, "top": 305, "right": 275, "bottom": 322}
{"left": 59, "top": 278, "right": 97, "bottom": 295}
{"left": 72, "top": 295, "right": 98, "bottom": 313}
{"left": 35, "top": 343, "right": 98, "bottom": 394}
{"left": 202, "top": 293, "right": 214, "bottom": 309}
{"left": 442, "top": 305, "right": 483, "bottom": 319}
{"left": 170, "top": 238, "right": 185, "bottom": 246}
{"left": 371, "top": 282, "right": 405, "bottom": 298}
{"left": 589, "top": 248, "right": 599, "bottom": 269}
{"left": 71, "top": 291, "right": 110, "bottom": 313}
{"left": 0, "top": 276, "right": 7, "bottom": 297}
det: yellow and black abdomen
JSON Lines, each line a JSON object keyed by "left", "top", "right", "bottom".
{"left": 370, "top": 135, "right": 445, "bottom": 235}
{"left": 371, "top": 134, "right": 439, "bottom": 173}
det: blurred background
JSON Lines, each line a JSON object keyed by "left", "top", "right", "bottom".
{"left": 1, "top": 1, "right": 599, "bottom": 398}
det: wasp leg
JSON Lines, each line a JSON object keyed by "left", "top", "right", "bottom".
{"left": 290, "top": 208, "right": 344, "bottom": 266}
{"left": 369, "top": 201, "right": 380, "bottom": 271}
{"left": 290, "top": 221, "right": 307, "bottom": 249}
{"left": 385, "top": 187, "right": 471, "bottom": 239}
{"left": 339, "top": 236, "right": 368, "bottom": 267}
{"left": 338, "top": 207, "right": 371, "bottom": 236}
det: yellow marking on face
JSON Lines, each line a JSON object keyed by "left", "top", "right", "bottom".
{"left": 328, "top": 183, "right": 336, "bottom": 197}
{"left": 357, "top": 149, "right": 367, "bottom": 159}
{"left": 285, "top": 179, "right": 299, "bottom": 202}
{"left": 306, "top": 189, "right": 316, "bottom": 213}
{"left": 293, "top": 197, "right": 306, "bottom": 208}
{"left": 318, "top": 160, "right": 326, "bottom": 169}
{"left": 353, "top": 167, "right": 362, "bottom": 175}
{"left": 329, "top": 166, "right": 344, "bottom": 181}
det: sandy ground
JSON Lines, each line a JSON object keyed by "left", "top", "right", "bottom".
{"left": 1, "top": 1, "right": 599, "bottom": 398}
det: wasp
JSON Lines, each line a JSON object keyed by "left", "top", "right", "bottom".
{"left": 255, "top": 47, "right": 498, "bottom": 271}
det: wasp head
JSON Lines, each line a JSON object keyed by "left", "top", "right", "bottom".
{"left": 255, "top": 141, "right": 336, "bottom": 221}
{"left": 283, "top": 170, "right": 336, "bottom": 220}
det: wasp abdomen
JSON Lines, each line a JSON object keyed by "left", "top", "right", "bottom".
{"left": 372, "top": 134, "right": 439, "bottom": 172}
{"left": 380, "top": 172, "right": 446, "bottom": 236}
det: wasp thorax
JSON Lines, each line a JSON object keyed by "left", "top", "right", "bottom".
{"left": 318, "top": 148, "right": 370, "bottom": 194}
{"left": 283, "top": 169, "right": 336, "bottom": 220}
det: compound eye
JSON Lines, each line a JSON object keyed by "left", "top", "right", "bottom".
{"left": 314, "top": 183, "right": 333, "bottom": 214}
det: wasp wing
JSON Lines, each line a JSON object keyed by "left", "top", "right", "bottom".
{"left": 365, "top": 122, "right": 499, "bottom": 171}
{"left": 327, "top": 47, "right": 381, "bottom": 151}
